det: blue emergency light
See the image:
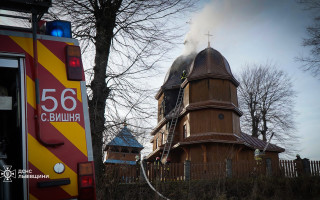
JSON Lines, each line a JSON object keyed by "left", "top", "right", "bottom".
{"left": 45, "top": 20, "right": 72, "bottom": 38}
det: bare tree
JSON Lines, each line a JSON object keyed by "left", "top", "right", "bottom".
{"left": 297, "top": 0, "right": 320, "bottom": 78}
{"left": 48, "top": 0, "right": 195, "bottom": 198}
{"left": 237, "top": 63, "right": 298, "bottom": 154}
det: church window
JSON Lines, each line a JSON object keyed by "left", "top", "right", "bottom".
{"left": 159, "top": 99, "right": 165, "bottom": 116}
{"left": 226, "top": 159, "right": 232, "bottom": 177}
{"left": 266, "top": 158, "right": 272, "bottom": 176}
{"left": 183, "top": 124, "right": 187, "bottom": 139}
{"left": 162, "top": 132, "right": 165, "bottom": 144}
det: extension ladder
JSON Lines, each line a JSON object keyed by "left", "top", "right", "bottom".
{"left": 161, "top": 86, "right": 184, "bottom": 163}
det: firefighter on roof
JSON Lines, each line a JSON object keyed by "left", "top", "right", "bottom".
{"left": 181, "top": 70, "right": 187, "bottom": 81}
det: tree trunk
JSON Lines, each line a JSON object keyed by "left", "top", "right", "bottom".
{"left": 261, "top": 111, "right": 267, "bottom": 142}
{"left": 250, "top": 96, "right": 259, "bottom": 138}
{"left": 89, "top": 4, "right": 121, "bottom": 199}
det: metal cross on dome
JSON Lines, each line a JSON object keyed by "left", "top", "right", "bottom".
{"left": 205, "top": 31, "right": 213, "bottom": 47}
{"left": 123, "top": 120, "right": 127, "bottom": 127}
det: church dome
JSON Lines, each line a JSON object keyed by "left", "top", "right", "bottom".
{"left": 188, "top": 47, "right": 239, "bottom": 86}
{"left": 162, "top": 52, "right": 197, "bottom": 90}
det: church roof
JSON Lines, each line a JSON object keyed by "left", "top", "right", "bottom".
{"left": 239, "top": 132, "right": 285, "bottom": 152}
{"left": 106, "top": 126, "right": 143, "bottom": 149}
{"left": 187, "top": 47, "right": 239, "bottom": 86}
{"left": 162, "top": 53, "right": 196, "bottom": 90}
{"left": 175, "top": 132, "right": 284, "bottom": 152}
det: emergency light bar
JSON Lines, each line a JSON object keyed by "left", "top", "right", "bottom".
{"left": 46, "top": 20, "right": 71, "bottom": 38}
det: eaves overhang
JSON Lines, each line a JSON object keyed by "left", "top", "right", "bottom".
{"left": 150, "top": 100, "right": 242, "bottom": 136}
{"left": 181, "top": 75, "right": 239, "bottom": 89}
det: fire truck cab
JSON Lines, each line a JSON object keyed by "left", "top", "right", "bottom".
{"left": 0, "top": 1, "right": 96, "bottom": 199}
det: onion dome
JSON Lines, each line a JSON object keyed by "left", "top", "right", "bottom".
{"left": 188, "top": 47, "right": 239, "bottom": 86}
{"left": 162, "top": 52, "right": 197, "bottom": 90}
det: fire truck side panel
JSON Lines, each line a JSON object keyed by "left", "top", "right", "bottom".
{"left": 0, "top": 30, "right": 93, "bottom": 199}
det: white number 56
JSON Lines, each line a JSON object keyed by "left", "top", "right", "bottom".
{"left": 41, "top": 89, "right": 77, "bottom": 112}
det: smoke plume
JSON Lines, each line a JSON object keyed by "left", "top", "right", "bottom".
{"left": 182, "top": 0, "right": 268, "bottom": 55}
{"left": 183, "top": 1, "right": 223, "bottom": 55}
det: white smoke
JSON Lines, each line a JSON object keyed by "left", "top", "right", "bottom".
{"left": 182, "top": 0, "right": 267, "bottom": 55}
{"left": 182, "top": 1, "right": 224, "bottom": 55}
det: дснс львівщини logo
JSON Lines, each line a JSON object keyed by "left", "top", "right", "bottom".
{"left": 0, "top": 165, "right": 16, "bottom": 182}
{"left": 0, "top": 165, "right": 49, "bottom": 181}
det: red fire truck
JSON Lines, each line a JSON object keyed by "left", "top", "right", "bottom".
{"left": 0, "top": 1, "right": 96, "bottom": 199}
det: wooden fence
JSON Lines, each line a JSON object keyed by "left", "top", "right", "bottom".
{"left": 105, "top": 163, "right": 184, "bottom": 184}
{"left": 146, "top": 163, "right": 184, "bottom": 182}
{"left": 191, "top": 162, "right": 226, "bottom": 180}
{"left": 105, "top": 160, "right": 320, "bottom": 183}
{"left": 310, "top": 161, "right": 320, "bottom": 176}
{"left": 279, "top": 160, "right": 320, "bottom": 177}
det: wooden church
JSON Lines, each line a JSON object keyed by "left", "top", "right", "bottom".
{"left": 146, "top": 45, "right": 284, "bottom": 166}
{"left": 104, "top": 123, "right": 143, "bottom": 165}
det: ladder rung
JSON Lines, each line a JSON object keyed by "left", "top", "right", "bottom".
{"left": 160, "top": 87, "right": 184, "bottom": 163}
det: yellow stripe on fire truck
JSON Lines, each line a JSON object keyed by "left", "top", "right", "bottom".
{"left": 28, "top": 134, "right": 78, "bottom": 196}
{"left": 9, "top": 36, "right": 82, "bottom": 102}
{"left": 50, "top": 122, "right": 88, "bottom": 157}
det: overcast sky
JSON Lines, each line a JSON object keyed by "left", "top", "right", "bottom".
{"left": 150, "top": 0, "right": 320, "bottom": 159}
